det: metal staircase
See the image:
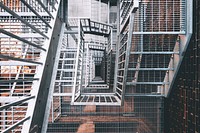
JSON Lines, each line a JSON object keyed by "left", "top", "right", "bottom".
{"left": 0, "top": 0, "right": 193, "bottom": 132}
{"left": 58, "top": 0, "right": 191, "bottom": 106}
{"left": 114, "top": 0, "right": 192, "bottom": 105}
{"left": 113, "top": 0, "right": 139, "bottom": 106}
{"left": 0, "top": 0, "right": 65, "bottom": 132}
{"left": 64, "top": 17, "right": 122, "bottom": 106}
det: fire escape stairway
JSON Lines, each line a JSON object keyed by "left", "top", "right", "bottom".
{"left": 114, "top": 0, "right": 192, "bottom": 105}
{"left": 71, "top": 18, "right": 121, "bottom": 106}
{"left": 0, "top": 0, "right": 64, "bottom": 132}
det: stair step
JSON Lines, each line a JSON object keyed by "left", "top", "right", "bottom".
{"left": 73, "top": 94, "right": 121, "bottom": 106}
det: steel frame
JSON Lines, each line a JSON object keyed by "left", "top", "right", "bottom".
{"left": 113, "top": 0, "right": 188, "bottom": 105}
{"left": 45, "top": 0, "right": 193, "bottom": 132}
{"left": 0, "top": 0, "right": 62, "bottom": 132}
{"left": 71, "top": 18, "right": 85, "bottom": 104}
{"left": 113, "top": 1, "right": 139, "bottom": 106}
{"left": 65, "top": 17, "right": 120, "bottom": 106}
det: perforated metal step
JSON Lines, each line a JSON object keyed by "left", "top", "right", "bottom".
{"left": 74, "top": 93, "right": 121, "bottom": 106}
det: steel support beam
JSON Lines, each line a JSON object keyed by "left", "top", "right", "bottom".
{"left": 120, "top": 12, "right": 135, "bottom": 106}
{"left": 0, "top": 96, "right": 35, "bottom": 111}
{"left": 22, "top": 15, "right": 63, "bottom": 133}
{"left": 41, "top": 22, "right": 66, "bottom": 133}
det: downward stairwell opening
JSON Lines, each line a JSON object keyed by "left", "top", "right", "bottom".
{"left": 69, "top": 18, "right": 121, "bottom": 105}
{"left": 0, "top": 0, "right": 194, "bottom": 132}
